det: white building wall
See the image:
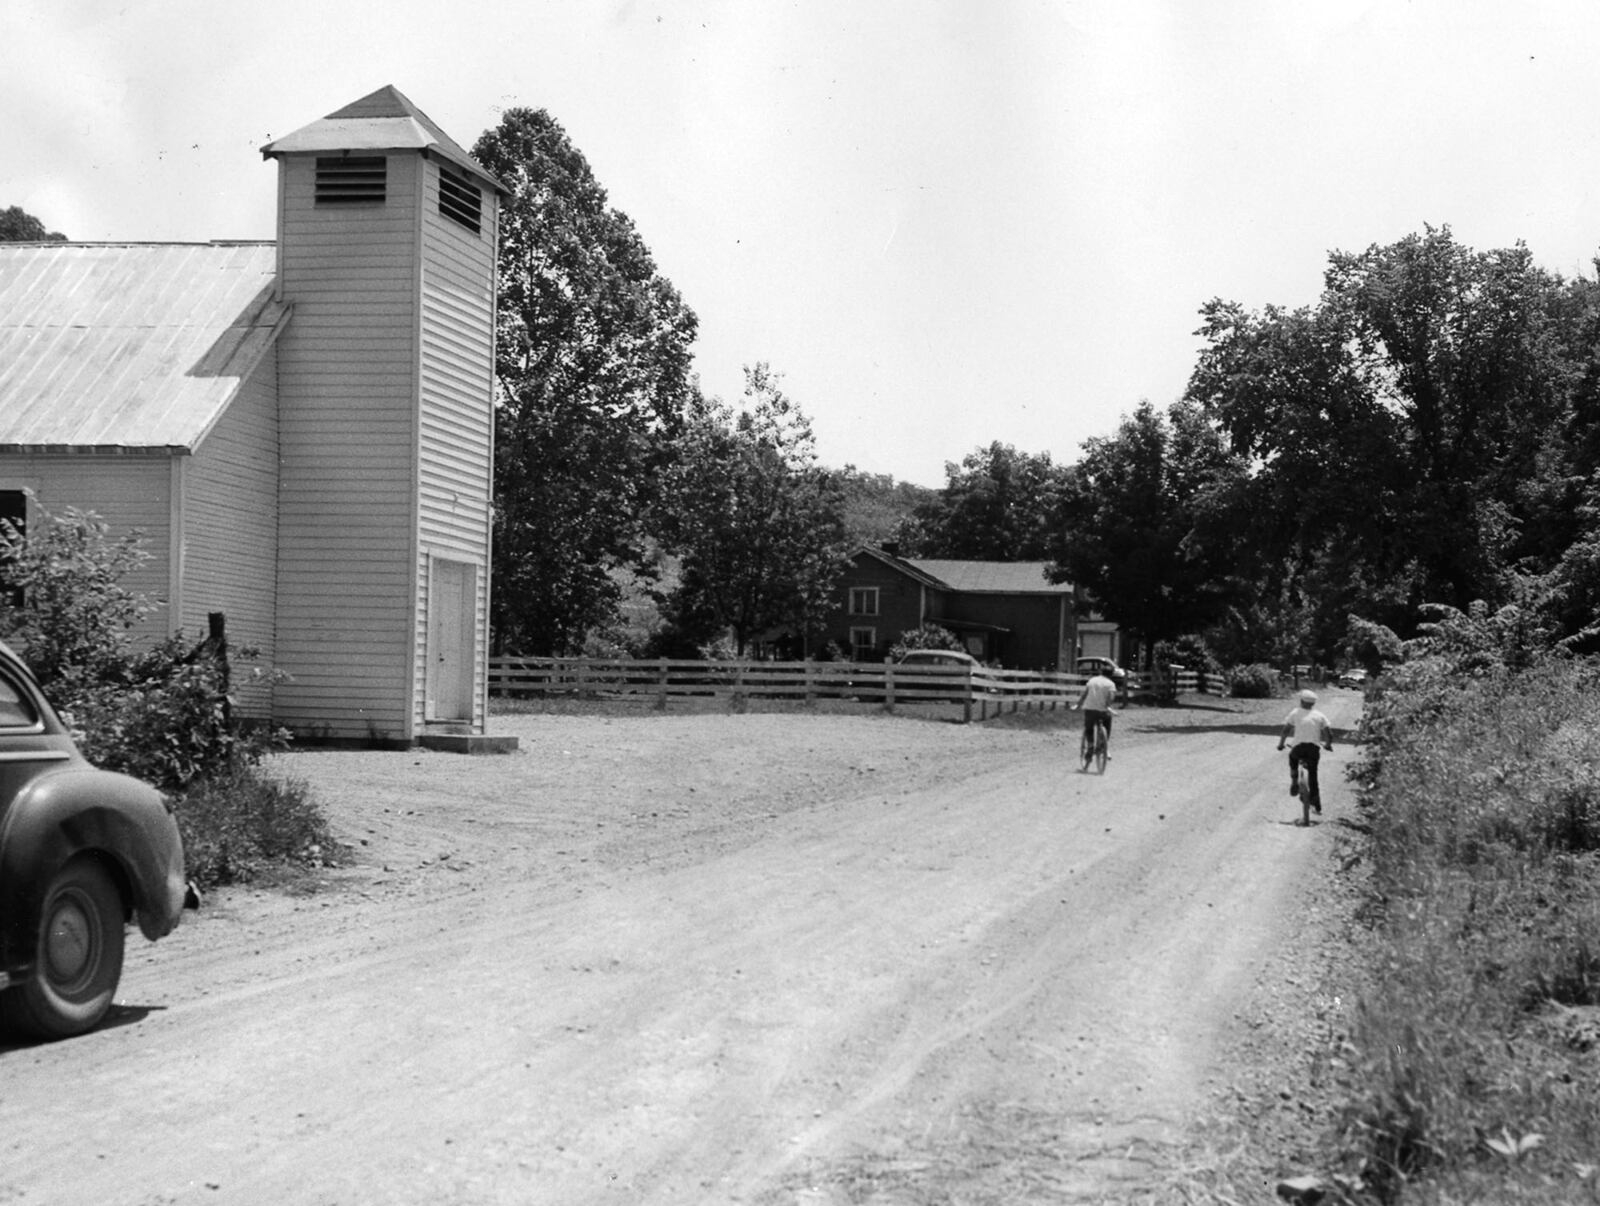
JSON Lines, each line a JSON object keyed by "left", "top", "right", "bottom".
{"left": 182, "top": 352, "right": 280, "bottom": 719}
{"left": 0, "top": 452, "right": 173, "bottom": 642}
{"left": 272, "top": 152, "right": 420, "bottom": 741}
{"left": 412, "top": 161, "right": 496, "bottom": 733}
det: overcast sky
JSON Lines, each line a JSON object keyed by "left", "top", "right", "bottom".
{"left": 6, "top": 1, "right": 1600, "bottom": 486}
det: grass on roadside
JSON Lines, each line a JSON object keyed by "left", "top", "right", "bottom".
{"left": 1331, "top": 656, "right": 1600, "bottom": 1204}
{"left": 173, "top": 763, "right": 347, "bottom": 890}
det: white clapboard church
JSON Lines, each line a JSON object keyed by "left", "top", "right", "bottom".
{"left": 0, "top": 86, "right": 513, "bottom": 750}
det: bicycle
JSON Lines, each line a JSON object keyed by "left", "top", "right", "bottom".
{"left": 1290, "top": 744, "right": 1330, "bottom": 825}
{"left": 1080, "top": 716, "right": 1109, "bottom": 774}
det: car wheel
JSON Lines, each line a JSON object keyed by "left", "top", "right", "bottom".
{"left": 1, "top": 858, "right": 125, "bottom": 1040}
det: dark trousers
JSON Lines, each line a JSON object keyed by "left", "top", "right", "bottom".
{"left": 1289, "top": 743, "right": 1322, "bottom": 804}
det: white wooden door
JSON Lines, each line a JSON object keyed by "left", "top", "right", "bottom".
{"left": 426, "top": 558, "right": 476, "bottom": 722}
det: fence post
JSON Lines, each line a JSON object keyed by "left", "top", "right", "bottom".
{"left": 885, "top": 664, "right": 895, "bottom": 714}
{"left": 656, "top": 661, "right": 668, "bottom": 711}
{"left": 207, "top": 611, "right": 231, "bottom": 729}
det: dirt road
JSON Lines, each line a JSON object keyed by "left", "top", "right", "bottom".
{"left": 0, "top": 691, "right": 1361, "bottom": 1204}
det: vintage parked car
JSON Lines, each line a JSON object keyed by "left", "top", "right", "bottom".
{"left": 895, "top": 649, "right": 982, "bottom": 671}
{"left": 1338, "top": 667, "right": 1370, "bottom": 689}
{"left": 1074, "top": 656, "right": 1129, "bottom": 685}
{"left": 892, "top": 648, "right": 996, "bottom": 695}
{"left": 0, "top": 639, "right": 187, "bottom": 1039}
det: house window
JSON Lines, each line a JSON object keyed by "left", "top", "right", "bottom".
{"left": 438, "top": 166, "right": 482, "bottom": 234}
{"left": 849, "top": 587, "right": 879, "bottom": 616}
{"left": 315, "top": 156, "right": 387, "bottom": 204}
{"left": 849, "top": 627, "right": 876, "bottom": 660}
{"left": 0, "top": 490, "right": 23, "bottom": 609}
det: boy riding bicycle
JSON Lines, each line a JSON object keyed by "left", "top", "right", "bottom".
{"left": 1074, "top": 671, "right": 1119, "bottom": 760}
{"left": 1278, "top": 689, "right": 1333, "bottom": 812}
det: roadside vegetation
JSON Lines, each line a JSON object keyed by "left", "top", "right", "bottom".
{"left": 1309, "top": 604, "right": 1600, "bottom": 1204}
{"left": 0, "top": 505, "right": 342, "bottom": 889}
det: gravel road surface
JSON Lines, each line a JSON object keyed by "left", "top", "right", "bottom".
{"left": 0, "top": 690, "right": 1362, "bottom": 1204}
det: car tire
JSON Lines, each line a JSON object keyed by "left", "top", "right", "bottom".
{"left": 1, "top": 858, "right": 125, "bottom": 1040}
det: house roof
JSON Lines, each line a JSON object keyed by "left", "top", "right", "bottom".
{"left": 261, "top": 84, "right": 505, "bottom": 195}
{"left": 908, "top": 559, "right": 1073, "bottom": 596}
{"left": 0, "top": 242, "right": 287, "bottom": 453}
{"left": 855, "top": 546, "right": 1072, "bottom": 596}
{"left": 853, "top": 546, "right": 948, "bottom": 590}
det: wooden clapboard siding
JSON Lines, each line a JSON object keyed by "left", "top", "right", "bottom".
{"left": 182, "top": 351, "right": 279, "bottom": 719}
{"left": 411, "top": 161, "right": 495, "bottom": 730}
{"left": 271, "top": 152, "right": 419, "bottom": 741}
{"left": 0, "top": 452, "right": 172, "bottom": 640}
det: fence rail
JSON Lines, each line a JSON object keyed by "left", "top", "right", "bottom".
{"left": 489, "top": 657, "right": 1203, "bottom": 722}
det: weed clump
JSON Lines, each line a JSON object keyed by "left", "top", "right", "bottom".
{"left": 1334, "top": 603, "right": 1600, "bottom": 1202}
{"left": 174, "top": 765, "right": 339, "bottom": 888}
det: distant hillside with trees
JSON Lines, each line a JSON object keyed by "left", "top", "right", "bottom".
{"left": 835, "top": 470, "right": 937, "bottom": 547}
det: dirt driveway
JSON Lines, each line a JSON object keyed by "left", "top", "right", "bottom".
{"left": 0, "top": 691, "right": 1362, "bottom": 1204}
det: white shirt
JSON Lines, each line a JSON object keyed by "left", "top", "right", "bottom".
{"left": 1285, "top": 706, "right": 1330, "bottom": 747}
{"left": 1081, "top": 675, "right": 1117, "bottom": 711}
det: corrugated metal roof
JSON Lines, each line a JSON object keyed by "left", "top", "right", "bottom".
{"left": 262, "top": 85, "right": 505, "bottom": 195}
{"left": 908, "top": 559, "right": 1073, "bottom": 595}
{"left": 0, "top": 242, "right": 286, "bottom": 452}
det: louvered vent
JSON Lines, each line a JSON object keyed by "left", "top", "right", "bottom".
{"left": 438, "top": 167, "right": 482, "bottom": 234}
{"left": 315, "top": 156, "right": 386, "bottom": 204}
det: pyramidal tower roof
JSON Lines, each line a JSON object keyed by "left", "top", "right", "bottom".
{"left": 262, "top": 85, "right": 503, "bottom": 193}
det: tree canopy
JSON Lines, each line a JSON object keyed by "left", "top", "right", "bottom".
{"left": 1048, "top": 400, "right": 1246, "bottom": 648}
{"left": 834, "top": 470, "right": 937, "bottom": 547}
{"left": 472, "top": 109, "right": 699, "bottom": 655}
{"left": 655, "top": 365, "right": 851, "bottom": 657}
{"left": 1186, "top": 225, "right": 1594, "bottom": 658}
{"left": 901, "top": 442, "right": 1069, "bottom": 560}
{"left": 0, "top": 206, "right": 66, "bottom": 242}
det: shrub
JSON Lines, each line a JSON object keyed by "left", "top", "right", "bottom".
{"left": 888, "top": 623, "right": 961, "bottom": 661}
{"left": 1224, "top": 662, "right": 1278, "bottom": 698}
{"left": 0, "top": 504, "right": 151, "bottom": 687}
{"left": 697, "top": 633, "right": 740, "bottom": 660}
{"left": 1159, "top": 634, "right": 1220, "bottom": 676}
{"left": 175, "top": 765, "right": 343, "bottom": 889}
{"left": 62, "top": 634, "right": 288, "bottom": 793}
{"left": 1346, "top": 614, "right": 1404, "bottom": 679}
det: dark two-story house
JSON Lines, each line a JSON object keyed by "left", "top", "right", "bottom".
{"left": 823, "top": 544, "right": 1106, "bottom": 671}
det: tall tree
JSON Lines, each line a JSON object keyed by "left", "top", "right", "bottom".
{"left": 1187, "top": 225, "right": 1574, "bottom": 649}
{"left": 0, "top": 206, "right": 66, "bottom": 242}
{"left": 657, "top": 365, "right": 851, "bottom": 656}
{"left": 472, "top": 109, "right": 699, "bottom": 655}
{"left": 1049, "top": 400, "right": 1246, "bottom": 652}
{"left": 907, "top": 442, "right": 1068, "bottom": 559}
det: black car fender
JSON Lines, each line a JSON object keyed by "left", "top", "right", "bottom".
{"left": 0, "top": 767, "right": 186, "bottom": 972}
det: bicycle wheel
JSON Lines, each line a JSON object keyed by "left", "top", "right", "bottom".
{"left": 1080, "top": 731, "right": 1093, "bottom": 772}
{"left": 1299, "top": 765, "right": 1312, "bottom": 825}
{"left": 1094, "top": 728, "right": 1108, "bottom": 774}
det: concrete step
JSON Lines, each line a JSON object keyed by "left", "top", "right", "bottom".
{"left": 416, "top": 732, "right": 520, "bottom": 754}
